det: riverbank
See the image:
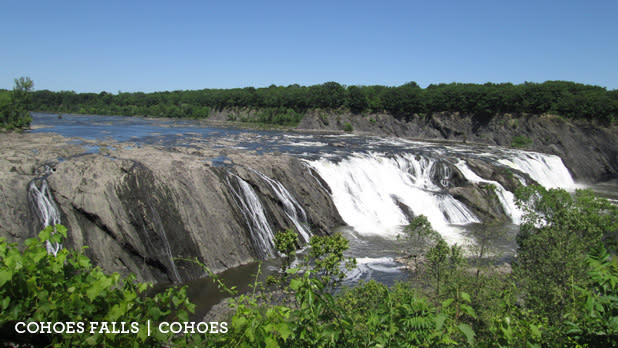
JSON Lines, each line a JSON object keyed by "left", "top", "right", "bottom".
{"left": 40, "top": 108, "right": 618, "bottom": 183}
{"left": 3, "top": 113, "right": 616, "bottom": 286}
{"left": 204, "top": 108, "right": 618, "bottom": 183}
{"left": 0, "top": 130, "right": 343, "bottom": 283}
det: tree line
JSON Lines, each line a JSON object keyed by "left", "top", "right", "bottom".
{"left": 28, "top": 80, "right": 618, "bottom": 124}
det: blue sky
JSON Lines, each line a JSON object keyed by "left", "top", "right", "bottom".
{"left": 2, "top": 0, "right": 617, "bottom": 92}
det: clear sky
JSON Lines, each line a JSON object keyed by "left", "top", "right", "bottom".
{"left": 2, "top": 0, "right": 617, "bottom": 92}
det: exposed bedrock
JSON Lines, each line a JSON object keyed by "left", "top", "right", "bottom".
{"left": 297, "top": 112, "right": 618, "bottom": 182}
{"left": 0, "top": 133, "right": 342, "bottom": 283}
{"left": 0, "top": 128, "right": 583, "bottom": 283}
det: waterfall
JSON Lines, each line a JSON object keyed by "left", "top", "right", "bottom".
{"left": 252, "top": 169, "right": 311, "bottom": 243}
{"left": 226, "top": 170, "right": 312, "bottom": 258}
{"left": 454, "top": 160, "right": 523, "bottom": 224}
{"left": 226, "top": 174, "right": 276, "bottom": 258}
{"left": 306, "top": 152, "right": 479, "bottom": 244}
{"left": 305, "top": 145, "right": 577, "bottom": 245}
{"left": 27, "top": 165, "right": 62, "bottom": 256}
{"left": 145, "top": 203, "right": 183, "bottom": 283}
{"left": 498, "top": 152, "right": 575, "bottom": 189}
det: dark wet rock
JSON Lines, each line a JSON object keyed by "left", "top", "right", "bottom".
{"left": 465, "top": 158, "right": 527, "bottom": 192}
{"left": 450, "top": 184, "right": 509, "bottom": 223}
{"left": 298, "top": 112, "right": 618, "bottom": 183}
{"left": 395, "top": 254, "right": 426, "bottom": 273}
{"left": 429, "top": 160, "right": 468, "bottom": 190}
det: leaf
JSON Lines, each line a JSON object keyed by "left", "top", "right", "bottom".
{"left": 290, "top": 278, "right": 302, "bottom": 291}
{"left": 85, "top": 334, "right": 99, "bottom": 346}
{"left": 460, "top": 291, "right": 471, "bottom": 303}
{"left": 460, "top": 304, "right": 477, "bottom": 319}
{"left": 265, "top": 336, "right": 279, "bottom": 348}
{"left": 0, "top": 270, "right": 12, "bottom": 288}
{"left": 1, "top": 296, "right": 10, "bottom": 310}
{"left": 55, "top": 224, "right": 68, "bottom": 238}
{"left": 30, "top": 248, "right": 47, "bottom": 264}
{"left": 177, "top": 309, "right": 189, "bottom": 322}
{"left": 457, "top": 323, "right": 475, "bottom": 346}
{"left": 278, "top": 323, "right": 292, "bottom": 341}
{"left": 172, "top": 295, "right": 183, "bottom": 307}
{"left": 233, "top": 316, "right": 248, "bottom": 330}
{"left": 78, "top": 254, "right": 91, "bottom": 268}
{"left": 136, "top": 324, "right": 149, "bottom": 341}
{"left": 286, "top": 267, "right": 300, "bottom": 274}
{"left": 38, "top": 226, "right": 51, "bottom": 241}
{"left": 23, "top": 238, "right": 39, "bottom": 248}
{"left": 434, "top": 313, "right": 447, "bottom": 331}
{"left": 529, "top": 323, "right": 542, "bottom": 339}
{"left": 86, "top": 276, "right": 109, "bottom": 300}
{"left": 106, "top": 303, "right": 127, "bottom": 321}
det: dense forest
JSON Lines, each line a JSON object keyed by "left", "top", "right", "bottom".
{"left": 21, "top": 81, "right": 618, "bottom": 125}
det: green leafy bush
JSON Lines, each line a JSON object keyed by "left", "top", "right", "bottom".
{"left": 1, "top": 77, "right": 33, "bottom": 129}
{"left": 0, "top": 225, "right": 196, "bottom": 347}
{"left": 511, "top": 135, "right": 532, "bottom": 148}
{"left": 3, "top": 187, "right": 617, "bottom": 347}
{"left": 564, "top": 245, "right": 618, "bottom": 347}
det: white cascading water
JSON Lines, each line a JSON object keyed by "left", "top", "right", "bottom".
{"left": 344, "top": 257, "right": 400, "bottom": 283}
{"left": 306, "top": 152, "right": 479, "bottom": 244}
{"left": 227, "top": 174, "right": 276, "bottom": 258}
{"left": 148, "top": 204, "right": 183, "bottom": 283}
{"left": 307, "top": 147, "right": 577, "bottom": 246}
{"left": 498, "top": 152, "right": 575, "bottom": 189}
{"left": 252, "top": 170, "right": 311, "bottom": 243}
{"left": 27, "top": 177, "right": 62, "bottom": 256}
{"left": 454, "top": 160, "right": 523, "bottom": 224}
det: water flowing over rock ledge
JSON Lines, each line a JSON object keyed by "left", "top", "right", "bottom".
{"left": 0, "top": 127, "right": 591, "bottom": 283}
{"left": 296, "top": 111, "right": 618, "bottom": 183}
{"left": 0, "top": 132, "right": 342, "bottom": 282}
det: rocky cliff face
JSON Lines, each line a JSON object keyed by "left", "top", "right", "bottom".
{"left": 297, "top": 111, "right": 618, "bottom": 183}
{"left": 0, "top": 133, "right": 342, "bottom": 283}
{"left": 2, "top": 110, "right": 610, "bottom": 283}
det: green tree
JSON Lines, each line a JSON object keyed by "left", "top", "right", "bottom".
{"left": 403, "top": 214, "right": 442, "bottom": 249}
{"left": 275, "top": 228, "right": 299, "bottom": 273}
{"left": 1, "top": 77, "right": 33, "bottom": 129}
{"left": 308, "top": 233, "right": 356, "bottom": 289}
{"left": 346, "top": 85, "right": 368, "bottom": 113}
{"left": 514, "top": 186, "right": 618, "bottom": 324}
{"left": 28, "top": 80, "right": 618, "bottom": 124}
{"left": 0, "top": 91, "right": 11, "bottom": 125}
{"left": 426, "top": 238, "right": 464, "bottom": 298}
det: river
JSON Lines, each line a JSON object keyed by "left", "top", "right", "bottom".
{"left": 29, "top": 112, "right": 618, "bottom": 317}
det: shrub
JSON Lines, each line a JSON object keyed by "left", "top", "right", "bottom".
{"left": 511, "top": 135, "right": 532, "bottom": 148}
{"left": 0, "top": 225, "right": 196, "bottom": 347}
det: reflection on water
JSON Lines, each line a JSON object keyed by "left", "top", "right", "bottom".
{"left": 180, "top": 260, "right": 275, "bottom": 320}
{"left": 180, "top": 221, "right": 521, "bottom": 317}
